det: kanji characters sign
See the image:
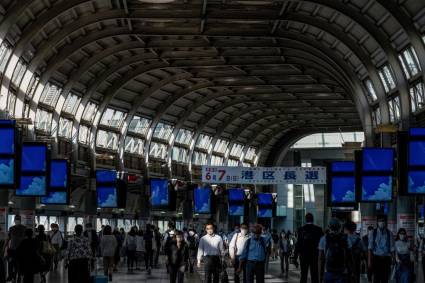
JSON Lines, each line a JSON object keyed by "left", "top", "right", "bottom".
{"left": 201, "top": 166, "right": 326, "bottom": 185}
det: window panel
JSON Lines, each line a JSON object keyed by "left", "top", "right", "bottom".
{"left": 11, "top": 59, "right": 26, "bottom": 86}
{"left": 124, "top": 136, "right": 144, "bottom": 155}
{"left": 211, "top": 155, "right": 224, "bottom": 166}
{"left": 175, "top": 128, "right": 193, "bottom": 146}
{"left": 26, "top": 75, "right": 40, "bottom": 99}
{"left": 409, "top": 82, "right": 425, "bottom": 113}
{"left": 227, "top": 159, "right": 239, "bottom": 167}
{"left": 35, "top": 108, "right": 52, "bottom": 132}
{"left": 192, "top": 151, "right": 207, "bottom": 166}
{"left": 230, "top": 143, "right": 244, "bottom": 157}
{"left": 128, "top": 116, "right": 151, "bottom": 136}
{"left": 39, "top": 83, "right": 62, "bottom": 107}
{"left": 372, "top": 108, "right": 382, "bottom": 127}
{"left": 0, "top": 42, "right": 12, "bottom": 74}
{"left": 378, "top": 65, "right": 396, "bottom": 93}
{"left": 62, "top": 92, "right": 81, "bottom": 115}
{"left": 96, "top": 130, "right": 119, "bottom": 150}
{"left": 399, "top": 47, "right": 421, "bottom": 79}
{"left": 153, "top": 122, "right": 174, "bottom": 141}
{"left": 82, "top": 101, "right": 98, "bottom": 123}
{"left": 244, "top": 147, "right": 257, "bottom": 162}
{"left": 78, "top": 125, "right": 90, "bottom": 144}
{"left": 172, "top": 146, "right": 189, "bottom": 163}
{"left": 149, "top": 141, "right": 168, "bottom": 159}
{"left": 7, "top": 92, "right": 16, "bottom": 114}
{"left": 195, "top": 134, "right": 212, "bottom": 150}
{"left": 292, "top": 132, "right": 365, "bottom": 148}
{"left": 58, "top": 117, "right": 73, "bottom": 139}
{"left": 388, "top": 96, "right": 401, "bottom": 123}
{"left": 100, "top": 108, "right": 127, "bottom": 128}
{"left": 213, "top": 139, "right": 229, "bottom": 154}
{"left": 364, "top": 79, "right": 378, "bottom": 102}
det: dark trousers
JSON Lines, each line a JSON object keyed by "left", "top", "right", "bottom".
{"left": 245, "top": 261, "right": 265, "bottom": 283}
{"left": 233, "top": 256, "right": 246, "bottom": 283}
{"left": 204, "top": 256, "right": 220, "bottom": 283}
{"left": 127, "top": 250, "right": 136, "bottom": 270}
{"left": 7, "top": 249, "right": 18, "bottom": 281}
{"left": 68, "top": 258, "right": 90, "bottom": 283}
{"left": 280, "top": 252, "right": 289, "bottom": 275}
{"left": 300, "top": 255, "right": 319, "bottom": 283}
{"left": 22, "top": 272, "right": 34, "bottom": 283}
{"left": 325, "top": 272, "right": 347, "bottom": 283}
{"left": 372, "top": 255, "right": 391, "bottom": 283}
{"left": 145, "top": 249, "right": 154, "bottom": 270}
{"left": 154, "top": 247, "right": 160, "bottom": 267}
{"left": 169, "top": 265, "right": 185, "bottom": 283}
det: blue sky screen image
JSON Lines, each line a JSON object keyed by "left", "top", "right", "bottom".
{"left": 331, "top": 161, "right": 355, "bottom": 173}
{"left": 17, "top": 176, "right": 46, "bottom": 196}
{"left": 257, "top": 193, "right": 273, "bottom": 206}
{"left": 228, "top": 189, "right": 245, "bottom": 202}
{"left": 150, "top": 179, "right": 169, "bottom": 207}
{"left": 97, "top": 187, "right": 118, "bottom": 208}
{"left": 331, "top": 176, "right": 355, "bottom": 203}
{"left": 194, "top": 187, "right": 211, "bottom": 214}
{"left": 0, "top": 128, "right": 14, "bottom": 155}
{"left": 21, "top": 144, "right": 47, "bottom": 172}
{"left": 408, "top": 170, "right": 425, "bottom": 194}
{"left": 0, "top": 158, "right": 14, "bottom": 185}
{"left": 41, "top": 191, "right": 67, "bottom": 204}
{"left": 258, "top": 208, "right": 272, "bottom": 218}
{"left": 229, "top": 204, "right": 244, "bottom": 216}
{"left": 410, "top": 128, "right": 425, "bottom": 137}
{"left": 361, "top": 175, "right": 392, "bottom": 201}
{"left": 50, "top": 160, "right": 68, "bottom": 188}
{"left": 409, "top": 141, "right": 425, "bottom": 166}
{"left": 362, "top": 148, "right": 394, "bottom": 172}
{"left": 96, "top": 170, "right": 117, "bottom": 183}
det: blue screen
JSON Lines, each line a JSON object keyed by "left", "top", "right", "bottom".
{"left": 410, "top": 128, "right": 425, "bottom": 137}
{"left": 97, "top": 186, "right": 118, "bottom": 208}
{"left": 257, "top": 193, "right": 273, "bottom": 206}
{"left": 150, "top": 179, "right": 169, "bottom": 207}
{"left": 362, "top": 148, "right": 393, "bottom": 172}
{"left": 96, "top": 170, "right": 117, "bottom": 183}
{"left": 409, "top": 141, "right": 425, "bottom": 166}
{"left": 0, "top": 158, "right": 14, "bottom": 185}
{"left": 0, "top": 128, "right": 15, "bottom": 155}
{"left": 194, "top": 187, "right": 211, "bottom": 214}
{"left": 41, "top": 191, "right": 67, "bottom": 204}
{"left": 408, "top": 170, "right": 425, "bottom": 194}
{"left": 229, "top": 204, "right": 244, "bottom": 216}
{"left": 257, "top": 208, "right": 272, "bottom": 218}
{"left": 331, "top": 161, "right": 355, "bottom": 173}
{"left": 361, "top": 175, "right": 392, "bottom": 201}
{"left": 50, "top": 160, "right": 68, "bottom": 188}
{"left": 16, "top": 176, "right": 46, "bottom": 196}
{"left": 228, "top": 189, "right": 245, "bottom": 202}
{"left": 331, "top": 176, "right": 355, "bottom": 203}
{"left": 21, "top": 144, "right": 47, "bottom": 172}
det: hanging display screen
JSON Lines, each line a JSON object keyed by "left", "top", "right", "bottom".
{"left": 257, "top": 208, "right": 272, "bottom": 218}
{"left": 228, "top": 189, "right": 245, "bottom": 202}
{"left": 408, "top": 171, "right": 425, "bottom": 194}
{"left": 150, "top": 179, "right": 169, "bottom": 208}
{"left": 331, "top": 161, "right": 355, "bottom": 173}
{"left": 0, "top": 127, "right": 15, "bottom": 155}
{"left": 194, "top": 187, "right": 212, "bottom": 214}
{"left": 97, "top": 186, "right": 118, "bottom": 208}
{"left": 408, "top": 141, "right": 425, "bottom": 166}
{"left": 331, "top": 176, "right": 356, "bottom": 203}
{"left": 362, "top": 148, "right": 394, "bottom": 172}
{"left": 21, "top": 144, "right": 47, "bottom": 173}
{"left": 257, "top": 193, "right": 273, "bottom": 206}
{"left": 0, "top": 158, "right": 14, "bottom": 185}
{"left": 50, "top": 160, "right": 68, "bottom": 188}
{"left": 41, "top": 191, "right": 68, "bottom": 205}
{"left": 361, "top": 175, "right": 392, "bottom": 202}
{"left": 228, "top": 204, "right": 244, "bottom": 216}
{"left": 16, "top": 175, "right": 47, "bottom": 196}
{"left": 96, "top": 170, "right": 117, "bottom": 184}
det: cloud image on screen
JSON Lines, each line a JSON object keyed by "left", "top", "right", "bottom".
{"left": 97, "top": 187, "right": 117, "bottom": 208}
{"left": 361, "top": 176, "right": 392, "bottom": 201}
{"left": 17, "top": 176, "right": 46, "bottom": 196}
{"left": 362, "top": 148, "right": 393, "bottom": 172}
{"left": 41, "top": 191, "right": 67, "bottom": 204}
{"left": 21, "top": 144, "right": 46, "bottom": 172}
{"left": 331, "top": 176, "right": 355, "bottom": 203}
{"left": 257, "top": 193, "right": 273, "bottom": 206}
{"left": 331, "top": 161, "right": 355, "bottom": 173}
{"left": 229, "top": 204, "right": 244, "bottom": 216}
{"left": 0, "top": 158, "right": 14, "bottom": 185}
{"left": 150, "top": 179, "right": 169, "bottom": 207}
{"left": 258, "top": 208, "right": 272, "bottom": 218}
{"left": 408, "top": 171, "right": 425, "bottom": 194}
{"left": 228, "top": 189, "right": 245, "bottom": 202}
{"left": 409, "top": 141, "right": 425, "bottom": 166}
{"left": 96, "top": 170, "right": 117, "bottom": 183}
{"left": 0, "top": 128, "right": 14, "bottom": 155}
{"left": 194, "top": 188, "right": 211, "bottom": 214}
{"left": 50, "top": 160, "right": 67, "bottom": 188}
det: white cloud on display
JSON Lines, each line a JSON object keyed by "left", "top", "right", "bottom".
{"left": 408, "top": 176, "right": 425, "bottom": 193}
{"left": 43, "top": 192, "right": 66, "bottom": 203}
{"left": 0, "top": 160, "right": 13, "bottom": 184}
{"left": 22, "top": 177, "right": 45, "bottom": 195}
{"left": 197, "top": 200, "right": 210, "bottom": 212}
{"left": 342, "top": 190, "right": 355, "bottom": 201}
{"left": 363, "top": 177, "right": 392, "bottom": 200}
{"left": 100, "top": 191, "right": 117, "bottom": 207}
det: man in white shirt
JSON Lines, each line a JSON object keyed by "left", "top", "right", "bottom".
{"left": 197, "top": 223, "right": 225, "bottom": 283}
{"left": 49, "top": 223, "right": 64, "bottom": 270}
{"left": 229, "top": 223, "right": 249, "bottom": 283}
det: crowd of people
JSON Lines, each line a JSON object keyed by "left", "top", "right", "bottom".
{"left": 0, "top": 213, "right": 423, "bottom": 283}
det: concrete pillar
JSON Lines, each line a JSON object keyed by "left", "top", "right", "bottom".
{"left": 360, "top": 203, "right": 377, "bottom": 236}
{"left": 396, "top": 196, "right": 416, "bottom": 237}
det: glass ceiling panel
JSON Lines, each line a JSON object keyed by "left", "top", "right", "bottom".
{"left": 58, "top": 117, "right": 73, "bottom": 139}
{"left": 82, "top": 101, "right": 98, "bottom": 123}
{"left": 96, "top": 129, "right": 119, "bottom": 150}
{"left": 153, "top": 122, "right": 174, "bottom": 141}
{"left": 195, "top": 134, "right": 212, "bottom": 150}
{"left": 213, "top": 139, "right": 229, "bottom": 154}
{"left": 62, "top": 92, "right": 81, "bottom": 115}
{"left": 124, "top": 136, "right": 144, "bottom": 156}
{"left": 100, "top": 108, "right": 127, "bottom": 128}
{"left": 230, "top": 143, "right": 244, "bottom": 157}
{"left": 172, "top": 146, "right": 189, "bottom": 163}
{"left": 128, "top": 116, "right": 151, "bottom": 136}
{"left": 149, "top": 141, "right": 168, "bottom": 159}
{"left": 175, "top": 128, "right": 193, "bottom": 146}
{"left": 39, "top": 82, "right": 62, "bottom": 107}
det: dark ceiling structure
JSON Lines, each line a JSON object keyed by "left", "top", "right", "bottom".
{"left": 0, "top": 0, "right": 424, "bottom": 172}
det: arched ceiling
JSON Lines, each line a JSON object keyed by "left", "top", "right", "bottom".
{"left": 0, "top": 0, "right": 424, "bottom": 167}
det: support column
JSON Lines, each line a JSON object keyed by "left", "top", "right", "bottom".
{"left": 396, "top": 196, "right": 416, "bottom": 237}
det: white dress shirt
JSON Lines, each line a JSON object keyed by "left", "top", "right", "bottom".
{"left": 197, "top": 234, "right": 224, "bottom": 262}
{"left": 229, "top": 233, "right": 249, "bottom": 258}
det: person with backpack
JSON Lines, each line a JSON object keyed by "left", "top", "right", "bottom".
{"left": 49, "top": 223, "right": 64, "bottom": 271}
{"left": 296, "top": 213, "right": 324, "bottom": 283}
{"left": 279, "top": 231, "right": 290, "bottom": 278}
{"left": 343, "top": 221, "right": 365, "bottom": 283}
{"left": 153, "top": 226, "right": 162, "bottom": 268}
{"left": 144, "top": 224, "right": 155, "bottom": 274}
{"left": 124, "top": 226, "right": 138, "bottom": 273}
{"left": 368, "top": 215, "right": 395, "bottom": 283}
{"left": 83, "top": 223, "right": 99, "bottom": 270}
{"left": 237, "top": 224, "right": 267, "bottom": 283}
{"left": 16, "top": 229, "right": 42, "bottom": 283}
{"left": 318, "top": 218, "right": 349, "bottom": 283}
{"left": 229, "top": 223, "right": 249, "bottom": 283}
{"left": 35, "top": 225, "right": 53, "bottom": 283}
{"left": 394, "top": 228, "right": 413, "bottom": 283}
{"left": 186, "top": 229, "right": 199, "bottom": 273}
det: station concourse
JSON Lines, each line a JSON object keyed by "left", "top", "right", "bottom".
{"left": 0, "top": 1, "right": 425, "bottom": 283}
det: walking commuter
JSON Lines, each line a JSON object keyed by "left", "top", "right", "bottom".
{"left": 16, "top": 229, "right": 40, "bottom": 283}
{"left": 100, "top": 225, "right": 117, "bottom": 282}
{"left": 237, "top": 224, "right": 268, "bottom": 283}
{"left": 227, "top": 225, "right": 241, "bottom": 249}
{"left": 135, "top": 229, "right": 145, "bottom": 270}
{"left": 83, "top": 223, "right": 99, "bottom": 270}
{"left": 35, "top": 225, "right": 52, "bottom": 283}
{"left": 197, "top": 223, "right": 225, "bottom": 283}
{"left": 66, "top": 224, "right": 91, "bottom": 283}
{"left": 279, "top": 231, "right": 290, "bottom": 278}
{"left": 418, "top": 230, "right": 425, "bottom": 282}
{"left": 344, "top": 221, "right": 365, "bottom": 283}
{"left": 186, "top": 229, "right": 198, "bottom": 273}
{"left": 261, "top": 226, "right": 272, "bottom": 273}
{"left": 6, "top": 215, "right": 26, "bottom": 282}
{"left": 153, "top": 226, "right": 162, "bottom": 268}
{"left": 368, "top": 215, "right": 395, "bottom": 283}
{"left": 362, "top": 226, "right": 374, "bottom": 282}
{"left": 124, "top": 227, "right": 137, "bottom": 273}
{"left": 318, "top": 218, "right": 349, "bottom": 283}
{"left": 271, "top": 230, "right": 279, "bottom": 260}
{"left": 144, "top": 224, "right": 155, "bottom": 274}
{"left": 49, "top": 223, "right": 63, "bottom": 271}
{"left": 295, "top": 213, "right": 324, "bottom": 283}
{"left": 229, "top": 223, "right": 249, "bottom": 283}
{"left": 0, "top": 226, "right": 7, "bottom": 283}
{"left": 394, "top": 228, "right": 413, "bottom": 283}
{"left": 113, "top": 227, "right": 123, "bottom": 271}
{"left": 166, "top": 231, "right": 189, "bottom": 283}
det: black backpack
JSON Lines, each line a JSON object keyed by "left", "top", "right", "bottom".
{"left": 325, "top": 233, "right": 348, "bottom": 273}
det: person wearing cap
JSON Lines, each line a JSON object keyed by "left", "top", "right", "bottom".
{"left": 5, "top": 215, "right": 26, "bottom": 282}
{"left": 237, "top": 224, "right": 268, "bottom": 283}
{"left": 368, "top": 215, "right": 395, "bottom": 283}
